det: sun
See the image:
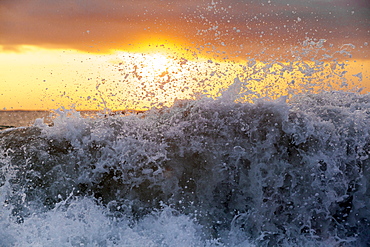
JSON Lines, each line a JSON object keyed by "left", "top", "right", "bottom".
{"left": 140, "top": 53, "right": 172, "bottom": 78}
{"left": 98, "top": 50, "right": 194, "bottom": 110}
{"left": 112, "top": 51, "right": 183, "bottom": 81}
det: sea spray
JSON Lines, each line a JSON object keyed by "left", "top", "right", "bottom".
{"left": 1, "top": 91, "right": 369, "bottom": 246}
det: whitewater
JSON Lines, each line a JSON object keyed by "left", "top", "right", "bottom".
{"left": 0, "top": 88, "right": 369, "bottom": 246}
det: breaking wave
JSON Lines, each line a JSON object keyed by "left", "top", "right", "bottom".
{"left": 1, "top": 91, "right": 370, "bottom": 246}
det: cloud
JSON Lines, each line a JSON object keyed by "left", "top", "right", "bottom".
{"left": 0, "top": 0, "right": 369, "bottom": 56}
{"left": 0, "top": 0, "right": 191, "bottom": 51}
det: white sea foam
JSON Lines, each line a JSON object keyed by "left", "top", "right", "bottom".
{"left": 1, "top": 91, "right": 369, "bottom": 246}
{"left": 0, "top": 198, "right": 221, "bottom": 247}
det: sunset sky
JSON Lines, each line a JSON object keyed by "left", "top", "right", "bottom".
{"left": 1, "top": 0, "right": 369, "bottom": 110}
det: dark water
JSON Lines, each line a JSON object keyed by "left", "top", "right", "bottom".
{"left": 0, "top": 110, "right": 105, "bottom": 129}
{"left": 1, "top": 91, "right": 369, "bottom": 246}
{"left": 0, "top": 111, "right": 51, "bottom": 129}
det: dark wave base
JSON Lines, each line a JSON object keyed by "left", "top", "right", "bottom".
{"left": 0, "top": 125, "right": 15, "bottom": 130}
{"left": 1, "top": 92, "right": 370, "bottom": 246}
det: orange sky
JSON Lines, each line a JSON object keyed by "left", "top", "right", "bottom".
{"left": 0, "top": 0, "right": 369, "bottom": 110}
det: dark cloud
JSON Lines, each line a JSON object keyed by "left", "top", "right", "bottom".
{"left": 0, "top": 0, "right": 369, "bottom": 57}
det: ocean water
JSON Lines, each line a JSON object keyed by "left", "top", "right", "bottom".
{"left": 0, "top": 90, "right": 369, "bottom": 246}
{"left": 0, "top": 111, "right": 51, "bottom": 129}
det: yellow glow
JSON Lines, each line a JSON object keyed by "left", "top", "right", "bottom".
{"left": 0, "top": 46, "right": 106, "bottom": 110}
{"left": 130, "top": 53, "right": 176, "bottom": 78}
{"left": 100, "top": 51, "right": 204, "bottom": 110}
{"left": 148, "top": 54, "right": 170, "bottom": 74}
{"left": 1, "top": 44, "right": 369, "bottom": 111}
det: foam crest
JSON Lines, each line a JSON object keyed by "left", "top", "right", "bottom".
{"left": 0, "top": 198, "right": 218, "bottom": 247}
{"left": 1, "top": 91, "right": 369, "bottom": 246}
